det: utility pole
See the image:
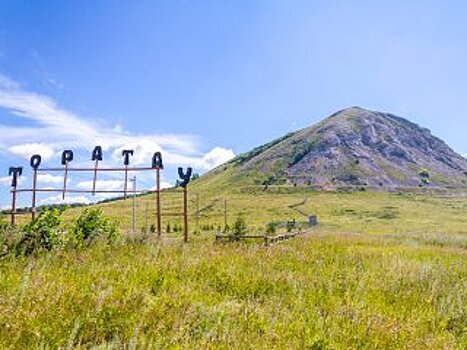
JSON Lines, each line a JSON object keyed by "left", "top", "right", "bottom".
{"left": 224, "top": 198, "right": 227, "bottom": 231}
{"left": 156, "top": 167, "right": 161, "bottom": 238}
{"left": 195, "top": 193, "right": 199, "bottom": 234}
{"left": 183, "top": 186, "right": 188, "bottom": 243}
{"left": 145, "top": 200, "right": 149, "bottom": 233}
{"left": 130, "top": 176, "right": 136, "bottom": 232}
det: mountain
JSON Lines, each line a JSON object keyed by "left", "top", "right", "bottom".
{"left": 202, "top": 107, "right": 467, "bottom": 190}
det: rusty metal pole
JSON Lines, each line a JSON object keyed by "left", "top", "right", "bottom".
{"left": 62, "top": 161, "right": 69, "bottom": 200}
{"left": 11, "top": 185, "right": 17, "bottom": 226}
{"left": 130, "top": 176, "right": 136, "bottom": 233}
{"left": 123, "top": 164, "right": 128, "bottom": 200}
{"left": 183, "top": 186, "right": 188, "bottom": 243}
{"left": 9, "top": 167, "right": 22, "bottom": 225}
{"left": 92, "top": 159, "right": 99, "bottom": 196}
{"left": 122, "top": 150, "right": 134, "bottom": 200}
{"left": 195, "top": 193, "right": 199, "bottom": 234}
{"left": 156, "top": 167, "right": 161, "bottom": 238}
{"left": 31, "top": 168, "right": 38, "bottom": 220}
{"left": 224, "top": 198, "right": 227, "bottom": 230}
{"left": 61, "top": 150, "right": 73, "bottom": 200}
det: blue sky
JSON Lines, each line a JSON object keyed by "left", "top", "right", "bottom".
{"left": 1, "top": 0, "right": 467, "bottom": 208}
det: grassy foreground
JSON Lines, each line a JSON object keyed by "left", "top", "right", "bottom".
{"left": 1, "top": 190, "right": 466, "bottom": 349}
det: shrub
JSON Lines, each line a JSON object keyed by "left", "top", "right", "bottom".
{"left": 286, "top": 219, "right": 297, "bottom": 233}
{"left": 0, "top": 216, "right": 21, "bottom": 257}
{"left": 0, "top": 216, "right": 8, "bottom": 231}
{"left": 266, "top": 222, "right": 278, "bottom": 235}
{"left": 419, "top": 169, "right": 430, "bottom": 186}
{"left": 71, "top": 208, "right": 120, "bottom": 248}
{"left": 232, "top": 215, "right": 248, "bottom": 238}
{"left": 18, "top": 208, "right": 65, "bottom": 254}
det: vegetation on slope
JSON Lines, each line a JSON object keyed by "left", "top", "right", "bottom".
{"left": 0, "top": 230, "right": 465, "bottom": 349}
{"left": 1, "top": 208, "right": 120, "bottom": 256}
{"left": 0, "top": 189, "right": 466, "bottom": 348}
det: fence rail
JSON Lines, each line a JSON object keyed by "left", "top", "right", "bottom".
{"left": 215, "top": 229, "right": 311, "bottom": 247}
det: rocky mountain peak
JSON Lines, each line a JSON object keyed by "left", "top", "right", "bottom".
{"left": 215, "top": 107, "right": 467, "bottom": 190}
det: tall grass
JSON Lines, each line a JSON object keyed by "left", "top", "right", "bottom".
{"left": 0, "top": 232, "right": 465, "bottom": 348}
{"left": 1, "top": 190, "right": 466, "bottom": 348}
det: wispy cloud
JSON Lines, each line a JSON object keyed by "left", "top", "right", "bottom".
{"left": 0, "top": 74, "right": 235, "bottom": 169}
{"left": 37, "top": 174, "right": 63, "bottom": 185}
{"left": 0, "top": 73, "right": 235, "bottom": 206}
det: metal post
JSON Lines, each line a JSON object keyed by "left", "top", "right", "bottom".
{"left": 31, "top": 169, "right": 38, "bottom": 220}
{"left": 9, "top": 167, "right": 22, "bottom": 225}
{"left": 224, "top": 198, "right": 227, "bottom": 230}
{"left": 145, "top": 201, "right": 149, "bottom": 233}
{"left": 11, "top": 186, "right": 17, "bottom": 225}
{"left": 183, "top": 186, "right": 188, "bottom": 243}
{"left": 130, "top": 176, "right": 136, "bottom": 232}
{"left": 92, "top": 159, "right": 99, "bottom": 195}
{"left": 122, "top": 150, "right": 134, "bottom": 199}
{"left": 195, "top": 193, "right": 199, "bottom": 234}
{"left": 156, "top": 167, "right": 161, "bottom": 238}
{"left": 124, "top": 164, "right": 129, "bottom": 200}
{"left": 62, "top": 161, "right": 69, "bottom": 200}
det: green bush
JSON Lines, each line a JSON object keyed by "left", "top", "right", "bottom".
{"left": 286, "top": 219, "right": 297, "bottom": 232}
{"left": 265, "top": 221, "right": 278, "bottom": 235}
{"left": 0, "top": 216, "right": 21, "bottom": 257}
{"left": 18, "top": 208, "right": 65, "bottom": 254}
{"left": 71, "top": 208, "right": 120, "bottom": 248}
{"left": 0, "top": 216, "right": 8, "bottom": 231}
{"left": 419, "top": 168, "right": 431, "bottom": 186}
{"left": 232, "top": 215, "right": 248, "bottom": 238}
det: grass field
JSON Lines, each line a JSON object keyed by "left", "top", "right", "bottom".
{"left": 1, "top": 188, "right": 466, "bottom": 349}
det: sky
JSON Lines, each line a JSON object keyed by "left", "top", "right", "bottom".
{"left": 1, "top": 0, "right": 467, "bottom": 208}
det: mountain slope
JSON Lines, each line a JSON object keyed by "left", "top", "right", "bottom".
{"left": 202, "top": 107, "right": 467, "bottom": 190}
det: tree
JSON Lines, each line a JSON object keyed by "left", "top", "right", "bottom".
{"left": 419, "top": 169, "right": 430, "bottom": 186}
{"left": 232, "top": 215, "right": 248, "bottom": 239}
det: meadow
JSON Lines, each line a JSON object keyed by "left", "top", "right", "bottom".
{"left": 0, "top": 188, "right": 466, "bottom": 349}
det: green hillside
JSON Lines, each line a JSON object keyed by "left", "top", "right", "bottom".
{"left": 1, "top": 189, "right": 466, "bottom": 348}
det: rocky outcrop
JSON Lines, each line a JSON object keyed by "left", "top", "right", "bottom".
{"left": 225, "top": 107, "right": 467, "bottom": 189}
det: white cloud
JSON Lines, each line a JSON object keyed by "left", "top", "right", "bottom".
{"left": 39, "top": 195, "right": 90, "bottom": 206}
{"left": 0, "top": 176, "right": 11, "bottom": 185}
{"left": 198, "top": 147, "right": 235, "bottom": 170}
{"left": 76, "top": 180, "right": 123, "bottom": 191}
{"left": 111, "top": 139, "right": 163, "bottom": 166}
{"left": 0, "top": 74, "right": 235, "bottom": 206}
{"left": 9, "top": 143, "right": 55, "bottom": 160}
{"left": 0, "top": 73, "right": 20, "bottom": 90}
{"left": 0, "top": 75, "right": 234, "bottom": 171}
{"left": 37, "top": 174, "right": 63, "bottom": 185}
{"left": 149, "top": 181, "right": 173, "bottom": 190}
{"left": 0, "top": 175, "right": 26, "bottom": 186}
